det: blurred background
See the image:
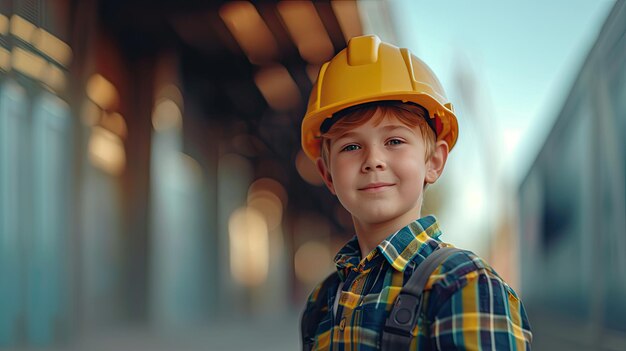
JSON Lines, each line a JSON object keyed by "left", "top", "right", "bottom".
{"left": 0, "top": 0, "right": 623, "bottom": 350}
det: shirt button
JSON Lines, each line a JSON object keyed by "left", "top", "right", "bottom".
{"left": 339, "top": 317, "right": 346, "bottom": 331}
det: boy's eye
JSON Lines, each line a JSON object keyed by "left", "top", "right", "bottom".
{"left": 386, "top": 139, "right": 404, "bottom": 146}
{"left": 341, "top": 144, "right": 360, "bottom": 152}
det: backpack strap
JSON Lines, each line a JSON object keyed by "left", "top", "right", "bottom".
{"left": 301, "top": 271, "right": 340, "bottom": 351}
{"left": 381, "top": 246, "right": 465, "bottom": 350}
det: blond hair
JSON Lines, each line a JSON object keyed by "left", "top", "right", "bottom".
{"left": 319, "top": 103, "right": 436, "bottom": 167}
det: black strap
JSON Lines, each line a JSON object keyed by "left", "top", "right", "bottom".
{"left": 301, "top": 272, "right": 340, "bottom": 351}
{"left": 382, "top": 246, "right": 465, "bottom": 350}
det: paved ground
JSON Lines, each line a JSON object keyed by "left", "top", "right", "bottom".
{"left": 4, "top": 313, "right": 301, "bottom": 351}
{"left": 526, "top": 307, "right": 626, "bottom": 351}
{"left": 8, "top": 309, "right": 626, "bottom": 350}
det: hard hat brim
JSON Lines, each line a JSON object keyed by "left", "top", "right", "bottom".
{"left": 301, "top": 91, "right": 458, "bottom": 161}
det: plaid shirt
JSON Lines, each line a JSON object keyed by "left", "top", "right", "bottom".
{"left": 301, "top": 215, "right": 532, "bottom": 350}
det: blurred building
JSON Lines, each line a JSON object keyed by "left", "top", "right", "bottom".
{"left": 518, "top": 1, "right": 626, "bottom": 350}
{"left": 0, "top": 0, "right": 367, "bottom": 349}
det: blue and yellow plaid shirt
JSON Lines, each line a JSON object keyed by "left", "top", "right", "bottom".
{"left": 302, "top": 215, "right": 532, "bottom": 350}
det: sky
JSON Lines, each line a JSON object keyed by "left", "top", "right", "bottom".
{"left": 384, "top": 0, "right": 615, "bottom": 183}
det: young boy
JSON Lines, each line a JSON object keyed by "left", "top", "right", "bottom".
{"left": 299, "top": 35, "right": 532, "bottom": 350}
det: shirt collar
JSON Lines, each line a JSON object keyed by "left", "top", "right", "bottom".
{"left": 334, "top": 215, "right": 443, "bottom": 276}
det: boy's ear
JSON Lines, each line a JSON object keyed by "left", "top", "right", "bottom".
{"left": 316, "top": 158, "right": 336, "bottom": 195}
{"left": 425, "top": 140, "right": 449, "bottom": 185}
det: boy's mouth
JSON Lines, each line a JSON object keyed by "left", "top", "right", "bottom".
{"left": 359, "top": 182, "right": 394, "bottom": 192}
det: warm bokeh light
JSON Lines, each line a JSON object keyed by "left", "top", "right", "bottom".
{"left": 248, "top": 190, "right": 283, "bottom": 231}
{"left": 11, "top": 47, "right": 46, "bottom": 80}
{"left": 10, "top": 14, "right": 36, "bottom": 42}
{"left": 295, "top": 150, "right": 323, "bottom": 186}
{"left": 247, "top": 177, "right": 287, "bottom": 231}
{"left": 254, "top": 64, "right": 301, "bottom": 111}
{"left": 152, "top": 98, "right": 182, "bottom": 132}
{"left": 80, "top": 99, "right": 101, "bottom": 126}
{"left": 330, "top": 0, "right": 363, "bottom": 43}
{"left": 155, "top": 84, "right": 184, "bottom": 113}
{"left": 32, "top": 28, "right": 73, "bottom": 67}
{"left": 247, "top": 177, "right": 288, "bottom": 209}
{"left": 219, "top": 1, "right": 279, "bottom": 64}
{"left": 0, "top": 47, "right": 10, "bottom": 71}
{"left": 0, "top": 14, "right": 9, "bottom": 35}
{"left": 41, "top": 63, "right": 66, "bottom": 92}
{"left": 86, "top": 74, "right": 120, "bottom": 111}
{"left": 102, "top": 112, "right": 128, "bottom": 139}
{"left": 294, "top": 241, "right": 333, "bottom": 285}
{"left": 88, "top": 126, "right": 126, "bottom": 176}
{"left": 277, "top": 0, "right": 334, "bottom": 64}
{"left": 228, "top": 207, "right": 270, "bottom": 287}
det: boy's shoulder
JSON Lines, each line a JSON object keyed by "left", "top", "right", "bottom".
{"left": 304, "top": 244, "right": 510, "bottom": 303}
{"left": 422, "top": 245, "right": 490, "bottom": 282}
{"left": 420, "top": 244, "right": 520, "bottom": 300}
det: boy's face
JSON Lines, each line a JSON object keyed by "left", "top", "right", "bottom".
{"left": 317, "top": 112, "right": 447, "bottom": 230}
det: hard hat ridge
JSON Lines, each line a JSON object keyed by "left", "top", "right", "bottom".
{"left": 347, "top": 35, "right": 380, "bottom": 66}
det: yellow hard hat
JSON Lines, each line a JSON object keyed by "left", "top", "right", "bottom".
{"left": 301, "top": 35, "right": 458, "bottom": 161}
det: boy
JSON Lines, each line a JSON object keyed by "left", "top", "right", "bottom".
{"left": 299, "top": 35, "right": 532, "bottom": 350}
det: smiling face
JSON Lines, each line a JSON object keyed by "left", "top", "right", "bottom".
{"left": 316, "top": 105, "right": 448, "bottom": 235}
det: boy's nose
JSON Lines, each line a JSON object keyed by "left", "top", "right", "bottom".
{"left": 361, "top": 148, "right": 387, "bottom": 172}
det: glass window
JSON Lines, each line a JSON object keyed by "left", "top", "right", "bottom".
{"left": 539, "top": 90, "right": 591, "bottom": 318}
{"left": 0, "top": 80, "right": 27, "bottom": 346}
{"left": 603, "top": 35, "right": 626, "bottom": 333}
{"left": 27, "top": 92, "right": 72, "bottom": 344}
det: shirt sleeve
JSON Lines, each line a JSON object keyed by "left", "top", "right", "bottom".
{"left": 301, "top": 282, "right": 324, "bottom": 333}
{"left": 428, "top": 268, "right": 533, "bottom": 350}
{"left": 301, "top": 274, "right": 339, "bottom": 350}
